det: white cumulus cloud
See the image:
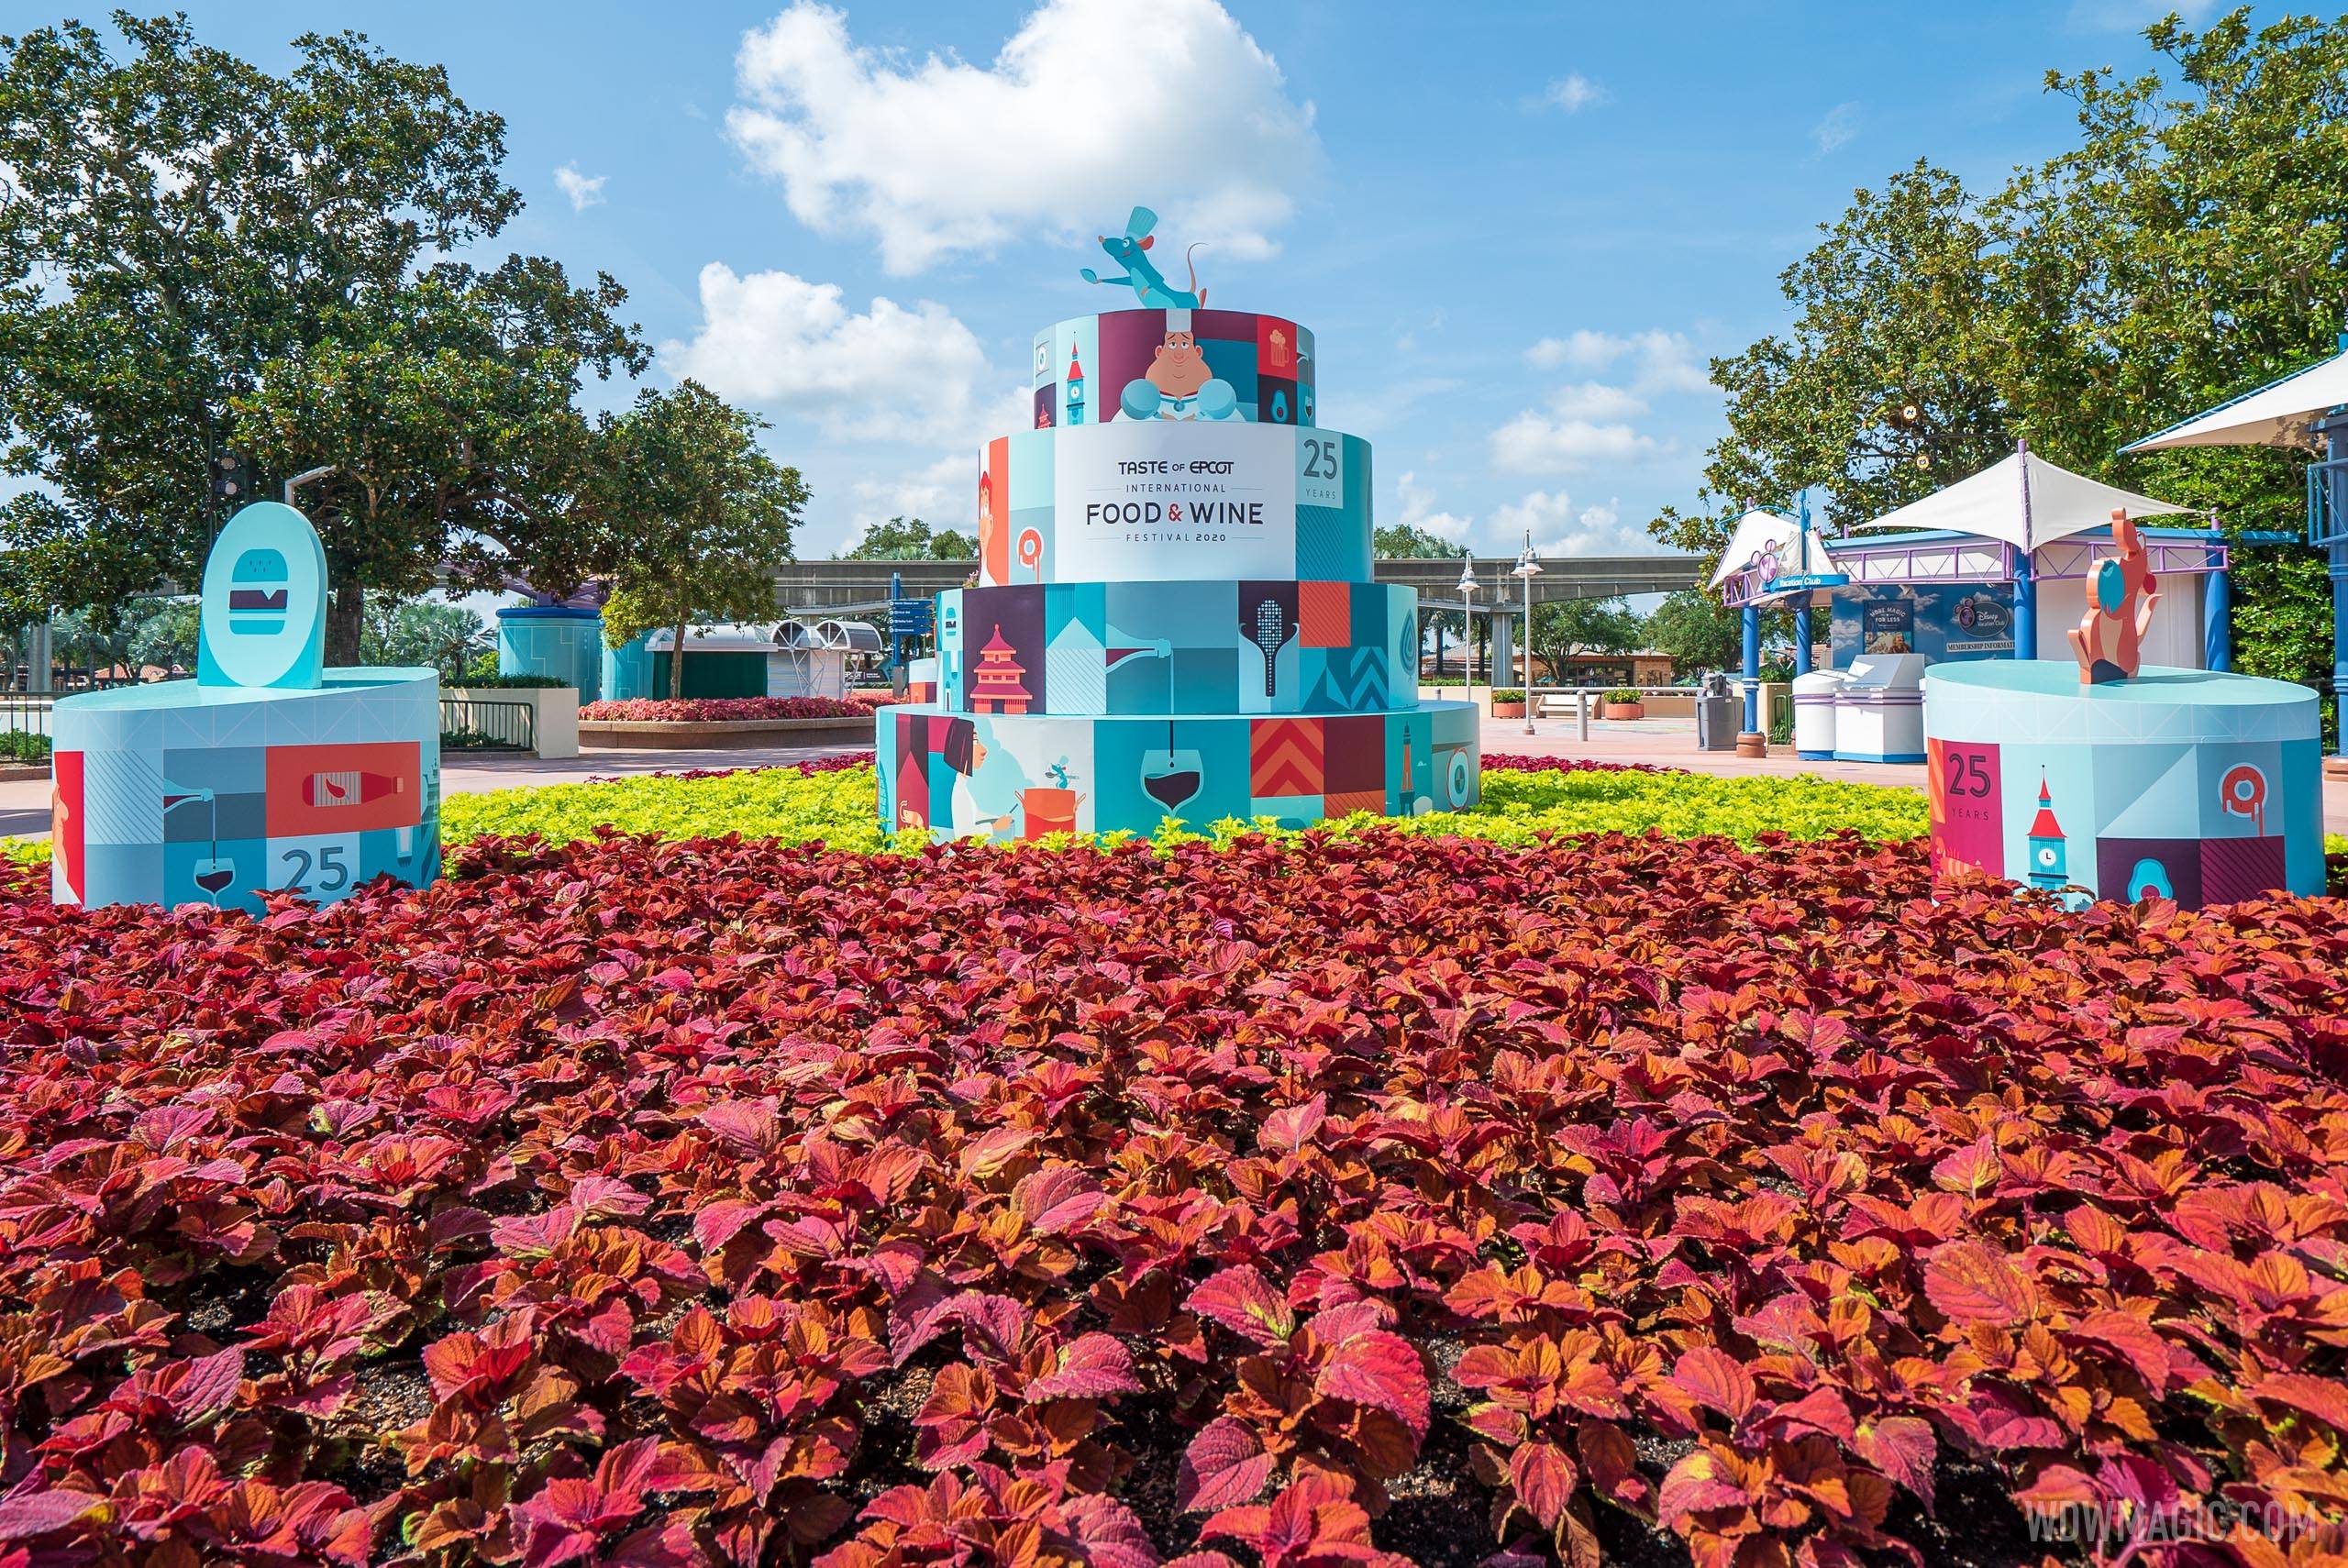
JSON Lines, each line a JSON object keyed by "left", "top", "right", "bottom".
{"left": 1545, "top": 381, "right": 1648, "bottom": 421}
{"left": 726, "top": 0, "right": 1321, "bottom": 273}
{"left": 1491, "top": 491, "right": 1644, "bottom": 557}
{"left": 1490, "top": 407, "right": 1658, "bottom": 476}
{"left": 554, "top": 163, "right": 606, "bottom": 211}
{"left": 1540, "top": 73, "right": 1607, "bottom": 113}
{"left": 1393, "top": 470, "right": 1475, "bottom": 544}
{"left": 852, "top": 453, "right": 974, "bottom": 528}
{"left": 1524, "top": 329, "right": 1708, "bottom": 394}
{"left": 659, "top": 262, "right": 1008, "bottom": 444}
{"left": 1811, "top": 102, "right": 1862, "bottom": 156}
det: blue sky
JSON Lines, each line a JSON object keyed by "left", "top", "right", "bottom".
{"left": 62, "top": 0, "right": 2233, "bottom": 561}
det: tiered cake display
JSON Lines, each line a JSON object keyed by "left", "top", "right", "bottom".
{"left": 878, "top": 263, "right": 1479, "bottom": 839}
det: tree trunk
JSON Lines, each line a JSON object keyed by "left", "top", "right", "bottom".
{"left": 326, "top": 582, "right": 365, "bottom": 668}
{"left": 670, "top": 609, "right": 687, "bottom": 700}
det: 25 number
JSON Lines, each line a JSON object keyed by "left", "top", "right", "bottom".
{"left": 1943, "top": 751, "right": 1994, "bottom": 799}
{"left": 1301, "top": 437, "right": 1338, "bottom": 480}
{"left": 276, "top": 844, "right": 350, "bottom": 894}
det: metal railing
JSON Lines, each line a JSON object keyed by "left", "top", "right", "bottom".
{"left": 2309, "top": 455, "right": 2348, "bottom": 549}
{"left": 1510, "top": 683, "right": 1710, "bottom": 740}
{"left": 439, "top": 695, "right": 536, "bottom": 752}
{"left": 0, "top": 696, "right": 54, "bottom": 740}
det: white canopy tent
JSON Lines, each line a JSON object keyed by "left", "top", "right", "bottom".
{"left": 1707, "top": 509, "right": 1825, "bottom": 590}
{"left": 1847, "top": 448, "right": 2193, "bottom": 550}
{"left": 2124, "top": 345, "right": 2348, "bottom": 452}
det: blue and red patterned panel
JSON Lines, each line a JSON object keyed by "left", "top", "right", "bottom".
{"left": 1923, "top": 661, "right": 2320, "bottom": 910}
{"left": 936, "top": 580, "right": 1416, "bottom": 718}
{"left": 1032, "top": 309, "right": 1314, "bottom": 431}
{"left": 50, "top": 679, "right": 441, "bottom": 912}
{"left": 875, "top": 701, "right": 1479, "bottom": 842}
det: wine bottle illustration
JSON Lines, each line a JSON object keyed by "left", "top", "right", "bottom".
{"left": 1249, "top": 597, "right": 1295, "bottom": 698}
{"left": 303, "top": 768, "right": 404, "bottom": 808}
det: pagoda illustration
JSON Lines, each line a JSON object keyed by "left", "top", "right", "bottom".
{"left": 879, "top": 209, "right": 1481, "bottom": 841}
{"left": 970, "top": 626, "right": 1031, "bottom": 714}
{"left": 2026, "top": 776, "right": 2068, "bottom": 891}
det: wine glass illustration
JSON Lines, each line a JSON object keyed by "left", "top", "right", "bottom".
{"left": 163, "top": 781, "right": 232, "bottom": 904}
{"left": 1139, "top": 720, "right": 1202, "bottom": 821}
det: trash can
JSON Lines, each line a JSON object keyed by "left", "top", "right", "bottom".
{"left": 1834, "top": 654, "right": 1928, "bottom": 764}
{"left": 1792, "top": 669, "right": 1848, "bottom": 760}
{"left": 1694, "top": 672, "right": 1739, "bottom": 752}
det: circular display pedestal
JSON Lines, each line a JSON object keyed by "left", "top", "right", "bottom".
{"left": 497, "top": 606, "right": 604, "bottom": 701}
{"left": 878, "top": 700, "right": 1479, "bottom": 842}
{"left": 1923, "top": 661, "right": 2321, "bottom": 909}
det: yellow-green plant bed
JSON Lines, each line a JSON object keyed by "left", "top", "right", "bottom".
{"left": 10, "top": 761, "right": 2341, "bottom": 868}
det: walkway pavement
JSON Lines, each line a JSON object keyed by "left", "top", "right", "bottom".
{"left": 6, "top": 721, "right": 2344, "bottom": 839}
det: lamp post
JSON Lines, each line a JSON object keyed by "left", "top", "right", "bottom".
{"left": 1455, "top": 557, "right": 1479, "bottom": 687}
{"left": 1512, "top": 533, "right": 1541, "bottom": 736}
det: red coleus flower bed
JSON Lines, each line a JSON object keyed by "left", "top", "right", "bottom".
{"left": 2, "top": 830, "right": 2346, "bottom": 1568}
{"left": 578, "top": 697, "right": 878, "bottom": 723}
{"left": 585, "top": 755, "right": 879, "bottom": 785}
{"left": 1479, "top": 755, "right": 1667, "bottom": 776}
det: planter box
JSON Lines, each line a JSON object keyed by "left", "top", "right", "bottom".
{"left": 0, "top": 763, "right": 46, "bottom": 783}
{"left": 446, "top": 687, "right": 580, "bottom": 759}
{"left": 1490, "top": 701, "right": 1525, "bottom": 719}
{"left": 578, "top": 715, "right": 875, "bottom": 751}
{"left": 1601, "top": 701, "right": 1645, "bottom": 721}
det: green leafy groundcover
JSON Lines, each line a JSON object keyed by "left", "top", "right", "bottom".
{"left": 7, "top": 756, "right": 2341, "bottom": 871}
{"left": 434, "top": 757, "right": 1931, "bottom": 856}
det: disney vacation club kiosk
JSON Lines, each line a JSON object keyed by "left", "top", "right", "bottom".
{"left": 1711, "top": 447, "right": 2240, "bottom": 765}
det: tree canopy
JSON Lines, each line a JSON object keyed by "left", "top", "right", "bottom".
{"left": 0, "top": 14, "right": 645, "bottom": 658}
{"left": 1373, "top": 524, "right": 1469, "bottom": 560}
{"left": 836, "top": 516, "right": 976, "bottom": 561}
{"left": 1644, "top": 590, "right": 1746, "bottom": 678}
{"left": 1527, "top": 595, "right": 1641, "bottom": 682}
{"left": 597, "top": 382, "right": 808, "bottom": 700}
{"left": 1649, "top": 8, "right": 2345, "bottom": 679}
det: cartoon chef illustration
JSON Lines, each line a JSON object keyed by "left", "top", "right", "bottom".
{"left": 1117, "top": 329, "right": 1242, "bottom": 421}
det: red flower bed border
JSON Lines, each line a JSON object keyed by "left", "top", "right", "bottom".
{"left": 578, "top": 696, "right": 878, "bottom": 723}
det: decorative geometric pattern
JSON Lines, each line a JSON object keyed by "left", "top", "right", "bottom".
{"left": 1250, "top": 718, "right": 1325, "bottom": 796}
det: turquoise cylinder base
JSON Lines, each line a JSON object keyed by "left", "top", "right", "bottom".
{"left": 498, "top": 606, "right": 603, "bottom": 701}
{"left": 877, "top": 700, "right": 1480, "bottom": 842}
{"left": 50, "top": 669, "right": 441, "bottom": 912}
{"left": 1923, "top": 661, "right": 2321, "bottom": 909}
